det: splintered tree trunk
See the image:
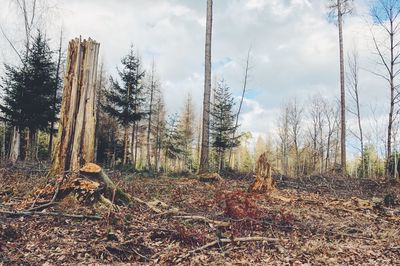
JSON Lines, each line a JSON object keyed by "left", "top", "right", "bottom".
{"left": 49, "top": 38, "right": 100, "bottom": 177}
{"left": 249, "top": 152, "right": 275, "bottom": 193}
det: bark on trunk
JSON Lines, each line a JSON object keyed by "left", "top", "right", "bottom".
{"left": 146, "top": 63, "right": 155, "bottom": 170}
{"left": 49, "top": 38, "right": 100, "bottom": 177}
{"left": 9, "top": 126, "right": 20, "bottom": 164}
{"left": 338, "top": 0, "right": 346, "bottom": 173}
{"left": 249, "top": 152, "right": 275, "bottom": 193}
{"left": 199, "top": 0, "right": 213, "bottom": 174}
{"left": 25, "top": 129, "right": 36, "bottom": 161}
{"left": 123, "top": 126, "right": 129, "bottom": 165}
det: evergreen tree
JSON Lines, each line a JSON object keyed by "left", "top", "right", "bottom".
{"left": 103, "top": 46, "right": 146, "bottom": 164}
{"left": 163, "top": 113, "right": 185, "bottom": 171}
{"left": 210, "top": 80, "right": 240, "bottom": 172}
{"left": 1, "top": 31, "right": 58, "bottom": 131}
{"left": 0, "top": 31, "right": 59, "bottom": 160}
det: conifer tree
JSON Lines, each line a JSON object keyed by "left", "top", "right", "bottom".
{"left": 103, "top": 46, "right": 146, "bottom": 165}
{"left": 163, "top": 113, "right": 185, "bottom": 171}
{"left": 210, "top": 80, "right": 240, "bottom": 172}
{"left": 0, "top": 31, "right": 59, "bottom": 160}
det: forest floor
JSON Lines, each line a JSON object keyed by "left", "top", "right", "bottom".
{"left": 1, "top": 164, "right": 400, "bottom": 265}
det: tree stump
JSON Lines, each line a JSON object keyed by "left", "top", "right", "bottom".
{"left": 248, "top": 152, "right": 275, "bottom": 193}
{"left": 49, "top": 38, "right": 100, "bottom": 177}
{"left": 79, "top": 163, "right": 131, "bottom": 204}
{"left": 43, "top": 38, "right": 131, "bottom": 207}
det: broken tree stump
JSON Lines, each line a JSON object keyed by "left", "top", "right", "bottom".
{"left": 39, "top": 37, "right": 130, "bottom": 209}
{"left": 248, "top": 152, "right": 275, "bottom": 193}
{"left": 49, "top": 38, "right": 100, "bottom": 177}
{"left": 79, "top": 163, "right": 131, "bottom": 205}
{"left": 28, "top": 163, "right": 131, "bottom": 209}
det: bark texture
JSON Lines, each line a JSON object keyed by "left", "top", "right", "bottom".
{"left": 337, "top": 0, "right": 346, "bottom": 173}
{"left": 9, "top": 127, "right": 20, "bottom": 164}
{"left": 49, "top": 38, "right": 100, "bottom": 176}
{"left": 199, "top": 0, "right": 213, "bottom": 174}
{"left": 249, "top": 153, "right": 275, "bottom": 193}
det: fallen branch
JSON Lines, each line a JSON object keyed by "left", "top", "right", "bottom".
{"left": 0, "top": 210, "right": 102, "bottom": 220}
{"left": 131, "top": 196, "right": 163, "bottom": 213}
{"left": 27, "top": 202, "right": 58, "bottom": 212}
{"left": 188, "top": 236, "right": 278, "bottom": 255}
{"left": 174, "top": 215, "right": 230, "bottom": 227}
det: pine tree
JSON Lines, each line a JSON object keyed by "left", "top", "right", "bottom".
{"left": 163, "top": 114, "right": 185, "bottom": 172}
{"left": 210, "top": 80, "right": 240, "bottom": 173}
{"left": 103, "top": 46, "right": 146, "bottom": 165}
{"left": 0, "top": 31, "right": 59, "bottom": 160}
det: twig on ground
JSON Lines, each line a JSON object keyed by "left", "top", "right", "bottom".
{"left": 0, "top": 210, "right": 102, "bottom": 220}
{"left": 174, "top": 215, "right": 230, "bottom": 227}
{"left": 187, "top": 236, "right": 279, "bottom": 256}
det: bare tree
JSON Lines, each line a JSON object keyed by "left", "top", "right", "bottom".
{"left": 228, "top": 47, "right": 252, "bottom": 165}
{"left": 180, "top": 93, "right": 195, "bottom": 171}
{"left": 146, "top": 60, "right": 158, "bottom": 170}
{"left": 199, "top": 0, "right": 213, "bottom": 174}
{"left": 346, "top": 50, "right": 365, "bottom": 176}
{"left": 329, "top": 0, "right": 353, "bottom": 173}
{"left": 369, "top": 0, "right": 400, "bottom": 177}
{"left": 288, "top": 99, "right": 303, "bottom": 176}
{"left": 323, "top": 99, "right": 340, "bottom": 172}
{"left": 308, "top": 95, "right": 326, "bottom": 173}
{"left": 277, "top": 104, "right": 290, "bottom": 176}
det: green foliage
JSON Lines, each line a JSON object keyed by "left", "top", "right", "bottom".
{"left": 210, "top": 80, "right": 240, "bottom": 171}
{"left": 387, "top": 152, "right": 400, "bottom": 178}
{"left": 164, "top": 113, "right": 185, "bottom": 160}
{"left": 358, "top": 145, "right": 384, "bottom": 178}
{"left": 103, "top": 46, "right": 146, "bottom": 127}
{"left": 0, "top": 31, "right": 60, "bottom": 133}
{"left": 37, "top": 131, "right": 49, "bottom": 160}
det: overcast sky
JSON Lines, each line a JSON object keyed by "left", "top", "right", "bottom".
{"left": 0, "top": 0, "right": 394, "bottom": 157}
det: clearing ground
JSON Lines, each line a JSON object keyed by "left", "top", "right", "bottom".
{"left": 1, "top": 165, "right": 400, "bottom": 265}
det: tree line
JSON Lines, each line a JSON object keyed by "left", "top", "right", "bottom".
{"left": 1, "top": 0, "right": 400, "bottom": 178}
{"left": 0, "top": 31, "right": 242, "bottom": 174}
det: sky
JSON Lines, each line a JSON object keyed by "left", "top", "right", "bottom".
{"left": 0, "top": 0, "right": 395, "bottom": 158}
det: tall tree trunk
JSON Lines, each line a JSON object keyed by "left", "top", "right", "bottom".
{"left": 123, "top": 125, "right": 129, "bottom": 165}
{"left": 2, "top": 122, "right": 6, "bottom": 163}
{"left": 9, "top": 126, "right": 20, "bottom": 164}
{"left": 25, "top": 129, "right": 36, "bottom": 161}
{"left": 337, "top": 0, "right": 346, "bottom": 173}
{"left": 49, "top": 30, "right": 63, "bottom": 158}
{"left": 348, "top": 51, "right": 364, "bottom": 177}
{"left": 199, "top": 0, "right": 213, "bottom": 174}
{"left": 146, "top": 62, "right": 155, "bottom": 170}
{"left": 387, "top": 15, "right": 395, "bottom": 177}
{"left": 134, "top": 123, "right": 139, "bottom": 168}
{"left": 49, "top": 38, "right": 100, "bottom": 177}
